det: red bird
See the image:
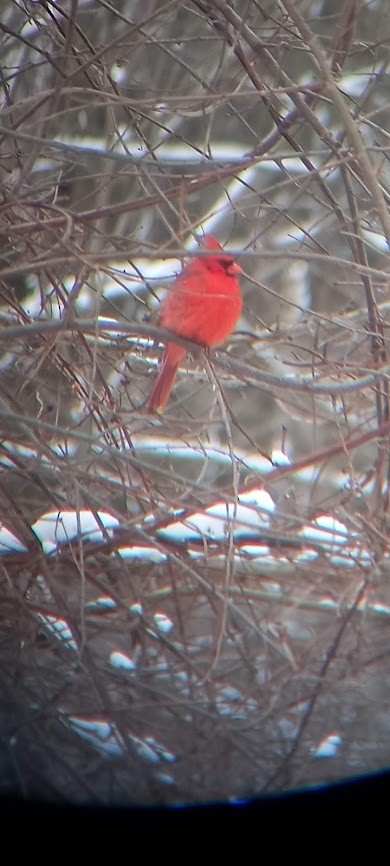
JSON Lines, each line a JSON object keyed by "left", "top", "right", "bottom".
{"left": 146, "top": 235, "right": 243, "bottom": 413}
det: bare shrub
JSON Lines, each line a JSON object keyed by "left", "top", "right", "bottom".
{"left": 1, "top": 0, "right": 390, "bottom": 804}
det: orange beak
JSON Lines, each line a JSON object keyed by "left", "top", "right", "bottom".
{"left": 228, "top": 261, "right": 243, "bottom": 276}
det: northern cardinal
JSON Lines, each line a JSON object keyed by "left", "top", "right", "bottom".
{"left": 146, "top": 235, "right": 243, "bottom": 413}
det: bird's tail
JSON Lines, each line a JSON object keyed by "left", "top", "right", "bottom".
{"left": 146, "top": 342, "right": 186, "bottom": 414}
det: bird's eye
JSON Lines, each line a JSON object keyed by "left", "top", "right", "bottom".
{"left": 220, "top": 259, "right": 231, "bottom": 271}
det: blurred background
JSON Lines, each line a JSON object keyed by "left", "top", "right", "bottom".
{"left": 1, "top": 0, "right": 390, "bottom": 804}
